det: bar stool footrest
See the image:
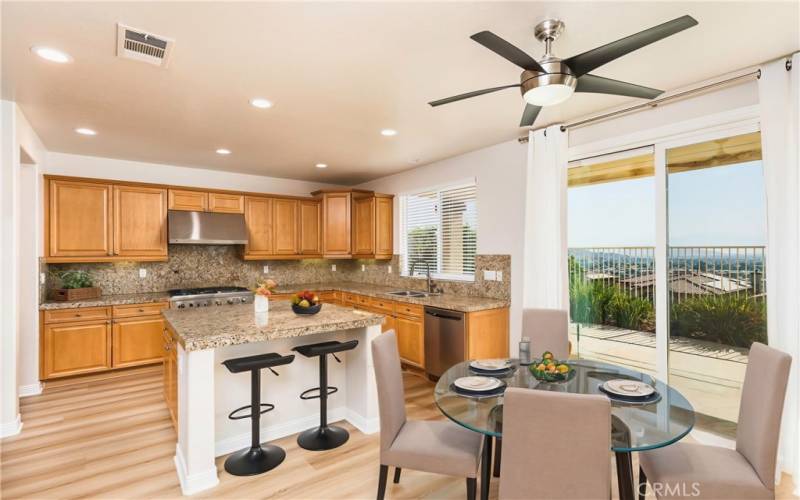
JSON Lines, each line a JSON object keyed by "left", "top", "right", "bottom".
{"left": 228, "top": 403, "right": 275, "bottom": 420}
{"left": 299, "top": 386, "right": 338, "bottom": 400}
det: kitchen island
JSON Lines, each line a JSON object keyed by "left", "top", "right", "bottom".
{"left": 162, "top": 300, "right": 384, "bottom": 495}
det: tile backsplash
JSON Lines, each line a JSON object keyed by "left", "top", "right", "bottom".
{"left": 44, "top": 245, "right": 510, "bottom": 301}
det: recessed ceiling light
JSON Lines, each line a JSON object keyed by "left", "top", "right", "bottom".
{"left": 75, "top": 127, "right": 97, "bottom": 136}
{"left": 31, "top": 46, "right": 72, "bottom": 63}
{"left": 250, "top": 98, "right": 273, "bottom": 109}
{"left": 315, "top": 163, "right": 328, "bottom": 169}
{"left": 380, "top": 129, "right": 398, "bottom": 137}
{"left": 216, "top": 148, "right": 231, "bottom": 155}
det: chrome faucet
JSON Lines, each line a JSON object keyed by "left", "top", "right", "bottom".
{"left": 410, "top": 260, "right": 435, "bottom": 293}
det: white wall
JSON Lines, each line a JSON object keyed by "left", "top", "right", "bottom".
{"left": 357, "top": 140, "right": 529, "bottom": 354}
{"left": 45, "top": 152, "right": 341, "bottom": 196}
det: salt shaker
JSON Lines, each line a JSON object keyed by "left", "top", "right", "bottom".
{"left": 519, "top": 336, "right": 531, "bottom": 365}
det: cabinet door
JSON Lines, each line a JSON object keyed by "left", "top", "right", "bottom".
{"left": 244, "top": 196, "right": 273, "bottom": 257}
{"left": 208, "top": 193, "right": 244, "bottom": 214}
{"left": 375, "top": 196, "right": 394, "bottom": 259}
{"left": 382, "top": 314, "right": 396, "bottom": 334}
{"left": 395, "top": 316, "right": 424, "bottom": 368}
{"left": 352, "top": 196, "right": 375, "bottom": 256}
{"left": 48, "top": 179, "right": 113, "bottom": 257}
{"left": 272, "top": 198, "right": 299, "bottom": 255}
{"left": 112, "top": 317, "right": 165, "bottom": 368}
{"left": 299, "top": 200, "right": 322, "bottom": 255}
{"left": 42, "top": 320, "right": 112, "bottom": 379}
{"left": 322, "top": 193, "right": 351, "bottom": 257}
{"left": 114, "top": 186, "right": 168, "bottom": 257}
{"left": 163, "top": 327, "right": 178, "bottom": 430}
{"left": 168, "top": 189, "right": 207, "bottom": 211}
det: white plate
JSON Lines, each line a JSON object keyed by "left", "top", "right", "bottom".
{"left": 603, "top": 379, "right": 655, "bottom": 397}
{"left": 454, "top": 376, "right": 502, "bottom": 392}
{"left": 470, "top": 359, "right": 512, "bottom": 371}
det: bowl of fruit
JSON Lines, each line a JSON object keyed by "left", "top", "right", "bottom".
{"left": 529, "top": 351, "right": 574, "bottom": 382}
{"left": 291, "top": 290, "right": 322, "bottom": 315}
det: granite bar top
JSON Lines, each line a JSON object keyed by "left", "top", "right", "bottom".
{"left": 163, "top": 300, "right": 384, "bottom": 351}
{"left": 39, "top": 291, "right": 171, "bottom": 310}
{"left": 272, "top": 282, "right": 510, "bottom": 312}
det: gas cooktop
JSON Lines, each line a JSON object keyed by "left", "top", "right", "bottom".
{"left": 168, "top": 286, "right": 253, "bottom": 309}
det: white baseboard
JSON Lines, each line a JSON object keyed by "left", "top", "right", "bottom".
{"left": 0, "top": 414, "right": 23, "bottom": 438}
{"left": 18, "top": 382, "right": 43, "bottom": 397}
{"left": 174, "top": 444, "right": 219, "bottom": 496}
{"left": 215, "top": 408, "right": 348, "bottom": 457}
{"left": 346, "top": 409, "right": 380, "bottom": 435}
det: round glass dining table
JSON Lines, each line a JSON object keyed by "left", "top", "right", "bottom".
{"left": 434, "top": 359, "right": 695, "bottom": 500}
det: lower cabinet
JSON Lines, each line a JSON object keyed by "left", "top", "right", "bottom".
{"left": 42, "top": 320, "right": 112, "bottom": 379}
{"left": 112, "top": 316, "right": 165, "bottom": 368}
{"left": 395, "top": 314, "right": 425, "bottom": 368}
{"left": 163, "top": 325, "right": 178, "bottom": 430}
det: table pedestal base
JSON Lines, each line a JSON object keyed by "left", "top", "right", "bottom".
{"left": 615, "top": 451, "right": 635, "bottom": 500}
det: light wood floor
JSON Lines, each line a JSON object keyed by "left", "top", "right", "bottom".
{"left": 1, "top": 365, "right": 796, "bottom": 499}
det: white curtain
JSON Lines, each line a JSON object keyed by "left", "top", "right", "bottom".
{"left": 522, "top": 124, "right": 568, "bottom": 310}
{"left": 758, "top": 54, "right": 800, "bottom": 489}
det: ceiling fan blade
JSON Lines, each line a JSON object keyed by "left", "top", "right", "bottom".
{"left": 563, "top": 15, "right": 698, "bottom": 77}
{"left": 575, "top": 74, "right": 663, "bottom": 99}
{"left": 519, "top": 104, "right": 542, "bottom": 127}
{"left": 428, "top": 84, "right": 520, "bottom": 107}
{"left": 470, "top": 31, "right": 546, "bottom": 72}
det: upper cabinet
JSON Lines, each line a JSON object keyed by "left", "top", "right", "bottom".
{"left": 272, "top": 199, "right": 299, "bottom": 255}
{"left": 298, "top": 200, "right": 322, "bottom": 255}
{"left": 352, "top": 194, "right": 375, "bottom": 257}
{"left": 168, "top": 189, "right": 243, "bottom": 214}
{"left": 313, "top": 189, "right": 394, "bottom": 260}
{"left": 113, "top": 186, "right": 168, "bottom": 257}
{"left": 375, "top": 194, "right": 394, "bottom": 259}
{"left": 46, "top": 178, "right": 166, "bottom": 262}
{"left": 243, "top": 196, "right": 273, "bottom": 259}
{"left": 316, "top": 190, "right": 352, "bottom": 258}
{"left": 48, "top": 179, "right": 113, "bottom": 258}
{"left": 208, "top": 193, "right": 244, "bottom": 214}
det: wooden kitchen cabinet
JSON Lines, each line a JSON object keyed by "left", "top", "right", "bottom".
{"left": 168, "top": 189, "right": 207, "bottom": 211}
{"left": 41, "top": 319, "right": 112, "bottom": 379}
{"left": 299, "top": 199, "right": 322, "bottom": 255}
{"left": 315, "top": 190, "right": 352, "bottom": 258}
{"left": 113, "top": 185, "right": 168, "bottom": 258}
{"left": 466, "top": 307, "right": 510, "bottom": 360}
{"left": 375, "top": 195, "right": 394, "bottom": 259}
{"left": 48, "top": 179, "right": 113, "bottom": 258}
{"left": 395, "top": 315, "right": 425, "bottom": 368}
{"left": 163, "top": 325, "right": 178, "bottom": 430}
{"left": 272, "top": 198, "right": 299, "bottom": 255}
{"left": 243, "top": 196, "right": 274, "bottom": 259}
{"left": 352, "top": 195, "right": 375, "bottom": 257}
{"left": 208, "top": 192, "right": 244, "bottom": 214}
{"left": 112, "top": 316, "right": 165, "bottom": 368}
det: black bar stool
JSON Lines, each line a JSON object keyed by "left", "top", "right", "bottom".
{"left": 292, "top": 339, "right": 359, "bottom": 450}
{"left": 221, "top": 352, "right": 295, "bottom": 476}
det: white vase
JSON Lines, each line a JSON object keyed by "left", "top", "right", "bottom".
{"left": 254, "top": 294, "right": 269, "bottom": 313}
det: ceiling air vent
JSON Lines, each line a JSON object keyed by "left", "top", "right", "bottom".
{"left": 116, "top": 23, "right": 174, "bottom": 68}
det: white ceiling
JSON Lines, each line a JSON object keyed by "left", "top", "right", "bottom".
{"left": 3, "top": 2, "right": 798, "bottom": 184}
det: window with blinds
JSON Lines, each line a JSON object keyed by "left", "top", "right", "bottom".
{"left": 401, "top": 182, "right": 477, "bottom": 280}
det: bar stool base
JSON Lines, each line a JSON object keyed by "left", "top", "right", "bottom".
{"left": 224, "top": 445, "right": 286, "bottom": 476}
{"left": 297, "top": 425, "right": 349, "bottom": 451}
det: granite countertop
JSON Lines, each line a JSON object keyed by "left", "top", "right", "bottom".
{"left": 272, "top": 282, "right": 509, "bottom": 313}
{"left": 163, "top": 300, "right": 384, "bottom": 351}
{"left": 39, "top": 291, "right": 171, "bottom": 310}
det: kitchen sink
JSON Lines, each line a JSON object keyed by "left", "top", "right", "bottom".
{"left": 386, "top": 290, "right": 429, "bottom": 298}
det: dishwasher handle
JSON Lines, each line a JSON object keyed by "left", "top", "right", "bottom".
{"left": 424, "top": 309, "right": 463, "bottom": 321}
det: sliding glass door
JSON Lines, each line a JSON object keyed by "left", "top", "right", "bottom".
{"left": 567, "top": 125, "right": 766, "bottom": 433}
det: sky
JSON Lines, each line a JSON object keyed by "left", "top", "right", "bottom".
{"left": 567, "top": 161, "right": 767, "bottom": 248}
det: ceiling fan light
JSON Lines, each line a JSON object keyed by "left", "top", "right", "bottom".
{"left": 523, "top": 84, "right": 575, "bottom": 106}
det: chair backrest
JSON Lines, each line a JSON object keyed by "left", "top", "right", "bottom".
{"left": 371, "top": 330, "right": 408, "bottom": 453}
{"left": 522, "top": 308, "right": 570, "bottom": 360}
{"left": 499, "top": 388, "right": 611, "bottom": 500}
{"left": 736, "top": 342, "right": 792, "bottom": 490}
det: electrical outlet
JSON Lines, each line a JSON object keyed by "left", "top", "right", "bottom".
{"left": 40, "top": 273, "right": 46, "bottom": 285}
{"left": 331, "top": 264, "right": 337, "bottom": 272}
{"left": 361, "top": 264, "right": 366, "bottom": 272}
{"left": 496, "top": 271, "right": 503, "bottom": 281}
{"left": 483, "top": 270, "right": 496, "bottom": 281}
{"left": 387, "top": 265, "right": 392, "bottom": 274}
{"left": 263, "top": 265, "right": 269, "bottom": 274}
{"left": 139, "top": 268, "right": 147, "bottom": 278}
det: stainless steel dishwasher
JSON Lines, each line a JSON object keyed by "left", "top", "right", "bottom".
{"left": 424, "top": 306, "right": 465, "bottom": 378}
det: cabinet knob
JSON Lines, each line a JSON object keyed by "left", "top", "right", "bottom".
{"left": 138, "top": 308, "right": 145, "bottom": 312}
{"left": 75, "top": 313, "right": 82, "bottom": 317}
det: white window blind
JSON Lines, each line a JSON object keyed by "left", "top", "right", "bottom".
{"left": 401, "top": 182, "right": 477, "bottom": 280}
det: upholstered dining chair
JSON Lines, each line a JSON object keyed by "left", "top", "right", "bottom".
{"left": 639, "top": 342, "right": 792, "bottom": 500}
{"left": 371, "top": 331, "right": 484, "bottom": 500}
{"left": 498, "top": 387, "right": 612, "bottom": 499}
{"left": 522, "top": 308, "right": 570, "bottom": 360}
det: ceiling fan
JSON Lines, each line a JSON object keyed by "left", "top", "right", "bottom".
{"left": 429, "top": 15, "right": 698, "bottom": 127}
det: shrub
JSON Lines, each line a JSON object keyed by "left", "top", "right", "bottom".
{"left": 612, "top": 294, "right": 655, "bottom": 332}
{"left": 670, "top": 294, "right": 766, "bottom": 348}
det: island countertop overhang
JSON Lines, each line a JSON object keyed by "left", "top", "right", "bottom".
{"left": 162, "top": 300, "right": 385, "bottom": 351}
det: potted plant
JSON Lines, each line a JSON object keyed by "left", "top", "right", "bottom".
{"left": 49, "top": 270, "right": 101, "bottom": 301}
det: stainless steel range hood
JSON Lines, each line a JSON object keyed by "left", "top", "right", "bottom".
{"left": 168, "top": 210, "right": 248, "bottom": 245}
